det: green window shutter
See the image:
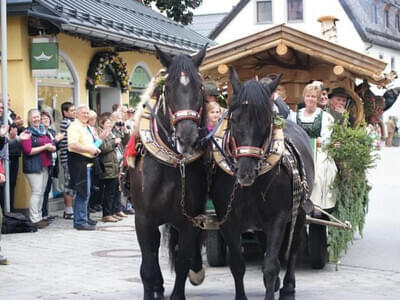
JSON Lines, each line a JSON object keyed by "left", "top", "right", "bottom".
{"left": 130, "top": 66, "right": 150, "bottom": 89}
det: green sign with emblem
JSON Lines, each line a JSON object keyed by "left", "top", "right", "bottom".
{"left": 31, "top": 42, "right": 58, "bottom": 70}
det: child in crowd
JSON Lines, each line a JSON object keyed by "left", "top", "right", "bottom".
{"left": 206, "top": 102, "right": 222, "bottom": 132}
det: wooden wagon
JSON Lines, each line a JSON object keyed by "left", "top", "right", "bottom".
{"left": 199, "top": 24, "right": 396, "bottom": 268}
{"left": 200, "top": 24, "right": 395, "bottom": 126}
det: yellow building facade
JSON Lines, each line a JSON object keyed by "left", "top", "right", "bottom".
{"left": 1, "top": 16, "right": 163, "bottom": 209}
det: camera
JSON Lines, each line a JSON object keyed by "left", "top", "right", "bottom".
{"left": 115, "top": 121, "right": 125, "bottom": 127}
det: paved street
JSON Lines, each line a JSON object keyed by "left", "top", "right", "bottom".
{"left": 1, "top": 146, "right": 400, "bottom": 299}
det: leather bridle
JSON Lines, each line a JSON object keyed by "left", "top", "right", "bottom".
{"left": 159, "top": 71, "right": 205, "bottom": 148}
{"left": 226, "top": 110, "right": 274, "bottom": 171}
{"left": 168, "top": 106, "right": 203, "bottom": 126}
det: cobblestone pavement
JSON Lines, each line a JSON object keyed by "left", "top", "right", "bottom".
{"left": 1, "top": 147, "right": 400, "bottom": 299}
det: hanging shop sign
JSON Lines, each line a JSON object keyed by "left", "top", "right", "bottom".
{"left": 31, "top": 37, "right": 58, "bottom": 77}
{"left": 86, "top": 51, "right": 129, "bottom": 93}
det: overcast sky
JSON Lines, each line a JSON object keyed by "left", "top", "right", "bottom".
{"left": 193, "top": 0, "right": 240, "bottom": 14}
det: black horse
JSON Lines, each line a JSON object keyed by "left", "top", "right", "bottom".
{"left": 130, "top": 45, "right": 208, "bottom": 300}
{"left": 210, "top": 67, "right": 314, "bottom": 300}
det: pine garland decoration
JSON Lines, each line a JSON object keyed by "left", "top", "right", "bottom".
{"left": 86, "top": 51, "right": 129, "bottom": 93}
{"left": 325, "top": 118, "right": 379, "bottom": 264}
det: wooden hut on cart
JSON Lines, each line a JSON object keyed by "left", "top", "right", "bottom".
{"left": 200, "top": 24, "right": 395, "bottom": 126}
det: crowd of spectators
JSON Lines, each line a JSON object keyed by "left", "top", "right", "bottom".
{"left": 0, "top": 98, "right": 136, "bottom": 235}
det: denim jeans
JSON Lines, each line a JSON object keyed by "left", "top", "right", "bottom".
{"left": 73, "top": 166, "right": 92, "bottom": 227}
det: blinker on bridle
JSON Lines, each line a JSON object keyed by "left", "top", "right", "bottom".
{"left": 228, "top": 99, "right": 273, "bottom": 164}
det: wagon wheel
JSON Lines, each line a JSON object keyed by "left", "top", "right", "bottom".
{"left": 206, "top": 230, "right": 227, "bottom": 267}
{"left": 308, "top": 223, "right": 328, "bottom": 269}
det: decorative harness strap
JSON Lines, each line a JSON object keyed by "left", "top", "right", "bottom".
{"left": 139, "top": 98, "right": 203, "bottom": 167}
{"left": 212, "top": 115, "right": 285, "bottom": 176}
{"left": 168, "top": 107, "right": 203, "bottom": 126}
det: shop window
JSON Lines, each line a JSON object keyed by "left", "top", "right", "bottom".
{"left": 37, "top": 54, "right": 76, "bottom": 130}
{"left": 287, "top": 0, "right": 303, "bottom": 22}
{"left": 256, "top": 0, "right": 272, "bottom": 23}
{"left": 129, "top": 65, "right": 151, "bottom": 107}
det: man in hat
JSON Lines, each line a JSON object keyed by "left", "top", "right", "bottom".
{"left": 204, "top": 80, "right": 220, "bottom": 103}
{"left": 328, "top": 87, "right": 349, "bottom": 125}
{"left": 318, "top": 85, "right": 330, "bottom": 110}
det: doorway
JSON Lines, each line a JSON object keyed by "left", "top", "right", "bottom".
{"left": 89, "top": 87, "right": 121, "bottom": 114}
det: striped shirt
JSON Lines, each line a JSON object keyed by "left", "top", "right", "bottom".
{"left": 59, "top": 117, "right": 73, "bottom": 164}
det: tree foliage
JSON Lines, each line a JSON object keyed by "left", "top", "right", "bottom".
{"left": 143, "top": 0, "right": 203, "bottom": 25}
{"left": 325, "top": 118, "right": 379, "bottom": 264}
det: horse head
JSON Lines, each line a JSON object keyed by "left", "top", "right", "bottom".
{"left": 155, "top": 45, "right": 207, "bottom": 156}
{"left": 228, "top": 66, "right": 282, "bottom": 186}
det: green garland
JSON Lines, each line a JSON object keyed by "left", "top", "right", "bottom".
{"left": 325, "top": 118, "right": 379, "bottom": 264}
{"left": 86, "top": 51, "right": 129, "bottom": 93}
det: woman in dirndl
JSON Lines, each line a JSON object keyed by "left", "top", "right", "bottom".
{"left": 295, "top": 84, "right": 337, "bottom": 211}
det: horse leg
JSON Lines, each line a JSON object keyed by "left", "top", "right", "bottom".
{"left": 263, "top": 214, "right": 288, "bottom": 300}
{"left": 135, "top": 216, "right": 164, "bottom": 300}
{"left": 220, "top": 226, "right": 248, "bottom": 300}
{"left": 279, "top": 213, "right": 306, "bottom": 300}
{"left": 188, "top": 231, "right": 205, "bottom": 286}
{"left": 170, "top": 226, "right": 200, "bottom": 300}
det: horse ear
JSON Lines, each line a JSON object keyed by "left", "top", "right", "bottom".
{"left": 268, "top": 73, "right": 283, "bottom": 93}
{"left": 192, "top": 43, "right": 208, "bottom": 68}
{"left": 154, "top": 45, "right": 172, "bottom": 68}
{"left": 229, "top": 66, "right": 241, "bottom": 95}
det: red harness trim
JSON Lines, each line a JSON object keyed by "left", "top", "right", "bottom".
{"left": 231, "top": 136, "right": 266, "bottom": 160}
{"left": 168, "top": 106, "right": 203, "bottom": 126}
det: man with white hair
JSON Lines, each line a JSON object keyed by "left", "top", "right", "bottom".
{"left": 67, "top": 105, "right": 101, "bottom": 230}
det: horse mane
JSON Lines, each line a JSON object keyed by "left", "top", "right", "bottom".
{"left": 229, "top": 80, "right": 274, "bottom": 129}
{"left": 132, "top": 74, "right": 160, "bottom": 136}
{"left": 165, "top": 55, "right": 202, "bottom": 89}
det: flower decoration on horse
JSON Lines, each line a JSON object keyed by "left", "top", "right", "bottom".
{"left": 86, "top": 51, "right": 129, "bottom": 93}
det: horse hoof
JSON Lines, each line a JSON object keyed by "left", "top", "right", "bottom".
{"left": 188, "top": 267, "right": 205, "bottom": 286}
{"left": 279, "top": 288, "right": 295, "bottom": 300}
{"left": 154, "top": 291, "right": 164, "bottom": 300}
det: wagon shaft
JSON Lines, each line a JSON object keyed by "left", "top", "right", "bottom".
{"left": 306, "top": 215, "right": 352, "bottom": 230}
